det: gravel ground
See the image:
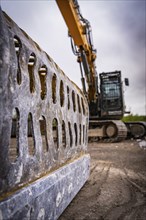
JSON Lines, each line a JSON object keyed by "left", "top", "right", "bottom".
{"left": 59, "top": 139, "right": 146, "bottom": 220}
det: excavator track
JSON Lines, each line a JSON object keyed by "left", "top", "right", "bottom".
{"left": 89, "top": 120, "right": 127, "bottom": 142}
{"left": 125, "top": 121, "right": 146, "bottom": 139}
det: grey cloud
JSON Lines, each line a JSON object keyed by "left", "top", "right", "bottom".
{"left": 111, "top": 1, "right": 145, "bottom": 50}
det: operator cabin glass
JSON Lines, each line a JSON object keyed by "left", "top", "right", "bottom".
{"left": 103, "top": 84, "right": 120, "bottom": 98}
{"left": 101, "top": 79, "right": 122, "bottom": 110}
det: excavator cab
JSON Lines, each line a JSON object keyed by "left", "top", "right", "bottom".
{"left": 99, "top": 71, "right": 124, "bottom": 119}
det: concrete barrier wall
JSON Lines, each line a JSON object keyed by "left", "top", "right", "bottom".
{"left": 0, "top": 9, "right": 89, "bottom": 197}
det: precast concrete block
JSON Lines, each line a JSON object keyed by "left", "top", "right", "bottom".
{"left": 0, "top": 154, "right": 90, "bottom": 220}
{"left": 0, "top": 7, "right": 90, "bottom": 219}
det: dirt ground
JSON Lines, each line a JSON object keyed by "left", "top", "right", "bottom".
{"left": 59, "top": 140, "right": 146, "bottom": 220}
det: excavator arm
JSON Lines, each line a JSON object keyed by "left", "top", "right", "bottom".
{"left": 56, "top": 0, "right": 98, "bottom": 102}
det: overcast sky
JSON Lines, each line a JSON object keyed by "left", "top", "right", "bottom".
{"left": 1, "top": 0, "right": 146, "bottom": 115}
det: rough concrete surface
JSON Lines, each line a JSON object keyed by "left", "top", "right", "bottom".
{"left": 0, "top": 8, "right": 89, "bottom": 196}
{"left": 0, "top": 154, "right": 90, "bottom": 220}
{"left": 59, "top": 140, "right": 146, "bottom": 220}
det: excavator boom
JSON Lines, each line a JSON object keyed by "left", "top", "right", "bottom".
{"left": 56, "top": 0, "right": 98, "bottom": 102}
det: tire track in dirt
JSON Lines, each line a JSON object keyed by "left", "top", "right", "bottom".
{"left": 124, "top": 168, "right": 146, "bottom": 195}
{"left": 103, "top": 156, "right": 146, "bottom": 220}
{"left": 59, "top": 141, "right": 146, "bottom": 220}
{"left": 105, "top": 179, "right": 146, "bottom": 220}
{"left": 102, "top": 172, "right": 139, "bottom": 220}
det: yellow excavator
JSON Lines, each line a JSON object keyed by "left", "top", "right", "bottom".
{"left": 56, "top": 0, "right": 146, "bottom": 141}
